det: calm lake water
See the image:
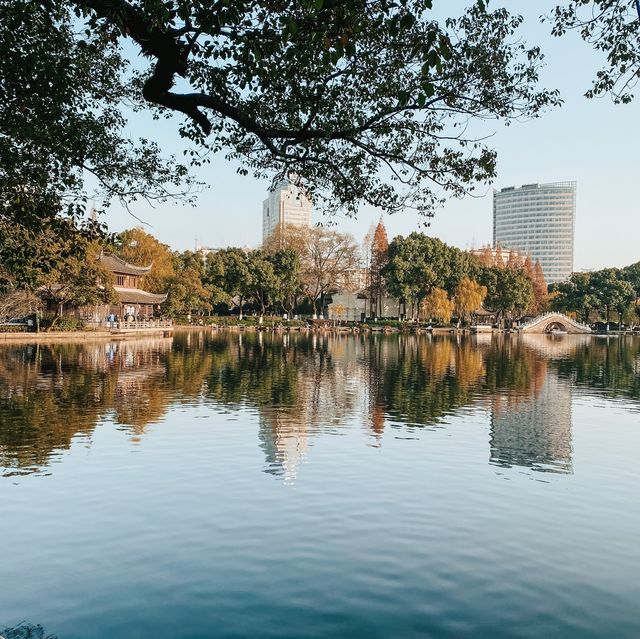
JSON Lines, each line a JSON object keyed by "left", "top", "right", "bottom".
{"left": 1, "top": 331, "right": 639, "bottom": 638}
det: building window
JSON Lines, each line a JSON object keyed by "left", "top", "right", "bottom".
{"left": 116, "top": 275, "right": 125, "bottom": 286}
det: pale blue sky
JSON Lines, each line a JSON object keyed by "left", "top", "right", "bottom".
{"left": 103, "top": 1, "right": 639, "bottom": 271}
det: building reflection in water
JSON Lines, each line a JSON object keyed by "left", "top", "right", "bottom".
{"left": 490, "top": 369, "right": 573, "bottom": 474}
{"left": 487, "top": 336, "right": 590, "bottom": 474}
{"left": 1, "top": 332, "right": 639, "bottom": 479}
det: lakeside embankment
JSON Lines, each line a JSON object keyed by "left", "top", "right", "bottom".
{"left": 0, "top": 328, "right": 174, "bottom": 343}
{"left": 3, "top": 324, "right": 637, "bottom": 344}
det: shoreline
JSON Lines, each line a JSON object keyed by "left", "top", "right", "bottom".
{"left": 0, "top": 328, "right": 174, "bottom": 343}
{"left": 0, "top": 324, "right": 637, "bottom": 344}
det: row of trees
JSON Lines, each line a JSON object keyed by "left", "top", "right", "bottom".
{"left": 0, "top": 220, "right": 117, "bottom": 328}
{"left": 380, "top": 233, "right": 548, "bottom": 324}
{"left": 551, "top": 265, "right": 640, "bottom": 326}
{"left": 115, "top": 225, "right": 361, "bottom": 319}
{"left": 3, "top": 219, "right": 639, "bottom": 328}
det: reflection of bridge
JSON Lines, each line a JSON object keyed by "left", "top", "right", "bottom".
{"left": 519, "top": 313, "right": 592, "bottom": 334}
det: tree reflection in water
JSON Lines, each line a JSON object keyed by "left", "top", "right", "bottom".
{"left": 1, "top": 622, "right": 56, "bottom": 639}
{"left": 0, "top": 332, "right": 638, "bottom": 478}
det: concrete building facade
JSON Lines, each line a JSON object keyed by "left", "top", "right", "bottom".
{"left": 262, "top": 179, "right": 313, "bottom": 242}
{"left": 493, "top": 182, "right": 576, "bottom": 284}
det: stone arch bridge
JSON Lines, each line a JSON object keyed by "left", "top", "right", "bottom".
{"left": 519, "top": 312, "right": 592, "bottom": 334}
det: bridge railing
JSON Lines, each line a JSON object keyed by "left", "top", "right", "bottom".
{"left": 105, "top": 319, "right": 174, "bottom": 330}
{"left": 518, "top": 312, "right": 591, "bottom": 332}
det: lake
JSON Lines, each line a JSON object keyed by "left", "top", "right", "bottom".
{"left": 1, "top": 331, "right": 639, "bottom": 638}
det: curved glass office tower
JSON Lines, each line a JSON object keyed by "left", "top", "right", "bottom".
{"left": 493, "top": 182, "right": 576, "bottom": 284}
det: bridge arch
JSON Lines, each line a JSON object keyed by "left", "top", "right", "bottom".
{"left": 519, "top": 313, "right": 592, "bottom": 335}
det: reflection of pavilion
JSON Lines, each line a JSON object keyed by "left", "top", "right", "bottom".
{"left": 490, "top": 369, "right": 573, "bottom": 474}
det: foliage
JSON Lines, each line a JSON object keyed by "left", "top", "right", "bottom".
{"left": 116, "top": 227, "right": 176, "bottom": 293}
{"left": 550, "top": 271, "right": 597, "bottom": 323}
{"left": 384, "top": 232, "right": 477, "bottom": 318}
{"left": 269, "top": 249, "right": 302, "bottom": 315}
{"left": 369, "top": 220, "right": 390, "bottom": 318}
{"left": 454, "top": 277, "right": 487, "bottom": 324}
{"left": 65, "top": 0, "right": 559, "bottom": 219}
{"left": 551, "top": 267, "right": 637, "bottom": 324}
{"left": 39, "top": 240, "right": 117, "bottom": 329}
{"left": 621, "top": 261, "right": 640, "bottom": 301}
{"left": 420, "top": 287, "right": 454, "bottom": 324}
{"left": 524, "top": 256, "right": 549, "bottom": 314}
{"left": 0, "top": 290, "right": 39, "bottom": 322}
{"left": 165, "top": 251, "right": 216, "bottom": 316}
{"left": 590, "top": 268, "right": 635, "bottom": 322}
{"left": 0, "top": 0, "right": 196, "bottom": 235}
{"left": 296, "top": 227, "right": 361, "bottom": 315}
{"left": 217, "top": 247, "right": 253, "bottom": 318}
{"left": 247, "top": 250, "right": 279, "bottom": 315}
{"left": 550, "top": 0, "right": 640, "bottom": 103}
{"left": 40, "top": 314, "right": 87, "bottom": 332}
{"left": 480, "top": 266, "right": 534, "bottom": 322}
{"left": 0, "top": 219, "right": 89, "bottom": 291}
{"left": 0, "top": 219, "right": 116, "bottom": 328}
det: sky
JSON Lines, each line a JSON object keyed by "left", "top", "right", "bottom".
{"left": 102, "top": 1, "right": 639, "bottom": 271}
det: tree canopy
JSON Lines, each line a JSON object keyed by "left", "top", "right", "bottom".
{"left": 1, "top": 0, "right": 565, "bottom": 232}
{"left": 550, "top": 0, "right": 640, "bottom": 103}
{"left": 0, "top": 0, "right": 198, "bottom": 234}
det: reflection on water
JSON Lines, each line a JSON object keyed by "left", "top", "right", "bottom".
{"left": 2, "top": 332, "right": 640, "bottom": 639}
{"left": 1, "top": 332, "right": 639, "bottom": 479}
{"left": 1, "top": 622, "right": 56, "bottom": 639}
{"left": 491, "top": 370, "right": 573, "bottom": 474}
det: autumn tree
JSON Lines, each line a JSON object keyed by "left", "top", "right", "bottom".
{"left": 493, "top": 243, "right": 504, "bottom": 268}
{"left": 116, "top": 227, "right": 176, "bottom": 293}
{"left": 454, "top": 277, "right": 488, "bottom": 325}
{"left": 531, "top": 260, "right": 549, "bottom": 313}
{"left": 506, "top": 249, "right": 520, "bottom": 269}
{"left": 369, "top": 220, "right": 389, "bottom": 319}
{"left": 475, "top": 245, "right": 495, "bottom": 267}
{"left": 299, "top": 228, "right": 361, "bottom": 317}
{"left": 420, "top": 287, "right": 454, "bottom": 324}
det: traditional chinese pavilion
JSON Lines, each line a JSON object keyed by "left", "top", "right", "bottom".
{"left": 100, "top": 253, "right": 167, "bottom": 320}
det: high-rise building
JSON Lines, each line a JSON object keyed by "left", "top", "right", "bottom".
{"left": 262, "top": 178, "right": 312, "bottom": 242}
{"left": 493, "top": 181, "right": 576, "bottom": 284}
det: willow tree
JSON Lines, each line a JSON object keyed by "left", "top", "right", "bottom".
{"left": 454, "top": 277, "right": 487, "bottom": 325}
{"left": 420, "top": 287, "right": 454, "bottom": 324}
